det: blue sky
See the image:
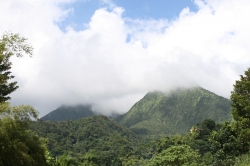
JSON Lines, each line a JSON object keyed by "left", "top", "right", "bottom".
{"left": 59, "top": 0, "right": 198, "bottom": 31}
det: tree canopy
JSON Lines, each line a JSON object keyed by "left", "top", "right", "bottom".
{"left": 231, "top": 68, "right": 250, "bottom": 124}
{"left": 0, "top": 103, "right": 49, "bottom": 166}
{"left": 150, "top": 145, "right": 201, "bottom": 166}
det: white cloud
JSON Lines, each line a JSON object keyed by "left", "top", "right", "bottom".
{"left": 1, "top": 0, "right": 250, "bottom": 116}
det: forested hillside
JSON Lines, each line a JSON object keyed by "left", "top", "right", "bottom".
{"left": 31, "top": 115, "right": 139, "bottom": 165}
{"left": 118, "top": 87, "right": 231, "bottom": 136}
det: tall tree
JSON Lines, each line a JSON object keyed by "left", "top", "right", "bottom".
{"left": 231, "top": 68, "right": 250, "bottom": 124}
{"left": 201, "top": 68, "right": 250, "bottom": 165}
{"left": 230, "top": 68, "right": 250, "bottom": 153}
{"left": 0, "top": 32, "right": 33, "bottom": 103}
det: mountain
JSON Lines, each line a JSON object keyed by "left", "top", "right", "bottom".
{"left": 118, "top": 87, "right": 232, "bottom": 136}
{"left": 31, "top": 115, "right": 138, "bottom": 158}
{"left": 41, "top": 105, "right": 95, "bottom": 121}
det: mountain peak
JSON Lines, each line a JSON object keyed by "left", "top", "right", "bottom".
{"left": 118, "top": 87, "right": 231, "bottom": 136}
{"left": 41, "top": 104, "right": 95, "bottom": 121}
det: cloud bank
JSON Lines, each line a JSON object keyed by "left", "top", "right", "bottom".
{"left": 1, "top": 0, "right": 250, "bottom": 116}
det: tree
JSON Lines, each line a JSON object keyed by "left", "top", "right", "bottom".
{"left": 231, "top": 68, "right": 250, "bottom": 122}
{"left": 0, "top": 102, "right": 49, "bottom": 166}
{"left": 54, "top": 154, "right": 79, "bottom": 166}
{"left": 231, "top": 68, "right": 250, "bottom": 152}
{"left": 199, "top": 68, "right": 250, "bottom": 166}
{"left": 189, "top": 119, "right": 216, "bottom": 156}
{"left": 0, "top": 32, "right": 33, "bottom": 103}
{"left": 210, "top": 121, "right": 243, "bottom": 165}
{"left": 150, "top": 145, "right": 202, "bottom": 166}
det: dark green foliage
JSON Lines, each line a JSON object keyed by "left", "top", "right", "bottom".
{"left": 0, "top": 103, "right": 49, "bottom": 166}
{"left": 200, "top": 68, "right": 250, "bottom": 165}
{"left": 210, "top": 121, "right": 244, "bottom": 165}
{"left": 41, "top": 105, "right": 95, "bottom": 121}
{"left": 54, "top": 154, "right": 79, "bottom": 166}
{"left": 31, "top": 115, "right": 138, "bottom": 164}
{"left": 155, "top": 135, "right": 188, "bottom": 153}
{"left": 189, "top": 119, "right": 220, "bottom": 154}
{"left": 235, "top": 152, "right": 250, "bottom": 166}
{"left": 231, "top": 68, "right": 250, "bottom": 153}
{"left": 150, "top": 145, "right": 202, "bottom": 166}
{"left": 81, "top": 150, "right": 123, "bottom": 166}
{"left": 231, "top": 68, "right": 250, "bottom": 122}
{"left": 0, "top": 54, "right": 17, "bottom": 103}
{"left": 118, "top": 134, "right": 190, "bottom": 165}
{"left": 186, "top": 119, "right": 222, "bottom": 165}
{"left": 0, "top": 32, "right": 33, "bottom": 103}
{"left": 119, "top": 87, "right": 231, "bottom": 137}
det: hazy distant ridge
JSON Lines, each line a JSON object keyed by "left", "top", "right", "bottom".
{"left": 41, "top": 105, "right": 95, "bottom": 121}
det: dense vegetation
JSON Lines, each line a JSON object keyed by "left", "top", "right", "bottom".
{"left": 2, "top": 32, "right": 250, "bottom": 166}
{"left": 118, "top": 87, "right": 231, "bottom": 137}
{"left": 41, "top": 105, "right": 95, "bottom": 121}
{"left": 0, "top": 103, "right": 49, "bottom": 166}
{"left": 31, "top": 116, "right": 137, "bottom": 160}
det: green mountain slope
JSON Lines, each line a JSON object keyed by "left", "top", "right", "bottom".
{"left": 31, "top": 115, "right": 138, "bottom": 158}
{"left": 118, "top": 87, "right": 231, "bottom": 136}
{"left": 41, "top": 105, "right": 95, "bottom": 121}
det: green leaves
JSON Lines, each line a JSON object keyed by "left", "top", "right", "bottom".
{"left": 231, "top": 68, "right": 250, "bottom": 122}
{"left": 150, "top": 145, "right": 202, "bottom": 166}
{"left": 0, "top": 103, "right": 48, "bottom": 166}
{"left": 31, "top": 115, "right": 138, "bottom": 164}
{"left": 0, "top": 103, "right": 38, "bottom": 128}
{"left": 229, "top": 68, "right": 250, "bottom": 157}
{"left": 0, "top": 32, "right": 33, "bottom": 58}
{"left": 0, "top": 32, "right": 33, "bottom": 103}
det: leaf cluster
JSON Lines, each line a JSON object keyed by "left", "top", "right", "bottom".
{"left": 0, "top": 103, "right": 48, "bottom": 166}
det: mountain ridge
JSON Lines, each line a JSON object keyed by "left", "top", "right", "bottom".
{"left": 118, "top": 87, "right": 232, "bottom": 136}
{"left": 41, "top": 104, "right": 95, "bottom": 121}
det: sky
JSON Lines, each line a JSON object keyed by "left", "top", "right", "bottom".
{"left": 1, "top": 0, "right": 250, "bottom": 117}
